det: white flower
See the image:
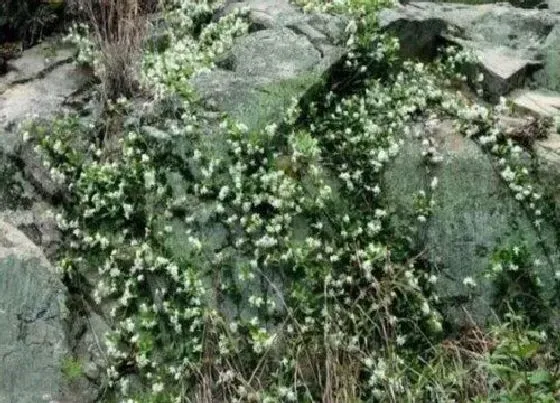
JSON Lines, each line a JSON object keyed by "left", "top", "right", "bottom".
{"left": 430, "top": 176, "right": 438, "bottom": 189}
{"left": 218, "top": 185, "right": 230, "bottom": 200}
{"left": 144, "top": 170, "right": 156, "bottom": 189}
{"left": 463, "top": 276, "right": 476, "bottom": 288}
{"left": 286, "top": 390, "right": 296, "bottom": 401}
{"left": 265, "top": 123, "right": 278, "bottom": 137}
{"left": 421, "top": 301, "right": 430, "bottom": 315}
{"left": 152, "top": 382, "right": 164, "bottom": 393}
{"left": 377, "top": 149, "right": 389, "bottom": 162}
{"left": 123, "top": 203, "right": 134, "bottom": 219}
{"left": 500, "top": 166, "right": 516, "bottom": 182}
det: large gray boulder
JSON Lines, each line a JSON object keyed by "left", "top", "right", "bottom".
{"left": 385, "top": 119, "right": 560, "bottom": 327}
{"left": 379, "top": 3, "right": 560, "bottom": 100}
{"left": 192, "top": 0, "right": 348, "bottom": 131}
{"left": 0, "top": 220, "right": 68, "bottom": 403}
{"left": 508, "top": 89, "right": 560, "bottom": 208}
{"left": 512, "top": 89, "right": 560, "bottom": 117}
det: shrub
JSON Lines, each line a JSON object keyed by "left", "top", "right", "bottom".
{"left": 0, "top": 0, "right": 62, "bottom": 46}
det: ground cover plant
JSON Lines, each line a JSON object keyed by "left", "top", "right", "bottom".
{"left": 21, "top": 0, "right": 560, "bottom": 401}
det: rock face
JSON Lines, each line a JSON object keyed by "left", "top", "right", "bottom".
{"left": 379, "top": 3, "right": 560, "bottom": 100}
{"left": 0, "top": 3, "right": 559, "bottom": 399}
{"left": 0, "top": 38, "right": 104, "bottom": 402}
{"left": 0, "top": 38, "right": 90, "bottom": 199}
{"left": 385, "top": 120, "right": 560, "bottom": 326}
{"left": 0, "top": 220, "right": 68, "bottom": 403}
{"left": 509, "top": 90, "right": 560, "bottom": 209}
{"left": 512, "top": 89, "right": 560, "bottom": 117}
{"left": 547, "top": 0, "right": 560, "bottom": 12}
{"left": 537, "top": 132, "right": 560, "bottom": 209}
{"left": 0, "top": 38, "right": 91, "bottom": 257}
{"left": 164, "top": 0, "right": 347, "bottom": 320}
{"left": 192, "top": 0, "right": 348, "bottom": 131}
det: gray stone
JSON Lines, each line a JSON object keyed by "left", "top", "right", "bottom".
{"left": 0, "top": 220, "right": 68, "bottom": 403}
{"left": 176, "top": 0, "right": 347, "bottom": 322}
{"left": 0, "top": 202, "right": 62, "bottom": 260}
{"left": 193, "top": 0, "right": 347, "bottom": 131}
{"left": 66, "top": 309, "right": 109, "bottom": 403}
{"left": 471, "top": 45, "right": 542, "bottom": 99}
{"left": 0, "top": 39, "right": 75, "bottom": 92}
{"left": 511, "top": 89, "right": 560, "bottom": 117}
{"left": 536, "top": 132, "right": 560, "bottom": 206}
{"left": 532, "top": 26, "right": 560, "bottom": 91}
{"left": 546, "top": 0, "right": 560, "bottom": 12}
{"left": 378, "top": 3, "right": 560, "bottom": 99}
{"left": 384, "top": 120, "right": 559, "bottom": 327}
{"left": 377, "top": 6, "right": 447, "bottom": 60}
{"left": 0, "top": 62, "right": 89, "bottom": 150}
{"left": 0, "top": 41, "right": 90, "bottom": 199}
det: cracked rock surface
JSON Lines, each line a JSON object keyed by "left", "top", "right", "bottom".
{"left": 0, "top": 38, "right": 90, "bottom": 200}
{"left": 0, "top": 220, "right": 67, "bottom": 403}
{"left": 0, "top": 38, "right": 100, "bottom": 403}
{"left": 379, "top": 3, "right": 560, "bottom": 100}
{"left": 192, "top": 0, "right": 348, "bottom": 131}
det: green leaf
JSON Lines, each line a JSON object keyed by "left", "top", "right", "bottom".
{"left": 528, "top": 369, "right": 551, "bottom": 385}
{"left": 518, "top": 342, "right": 540, "bottom": 360}
{"left": 489, "top": 363, "right": 517, "bottom": 378}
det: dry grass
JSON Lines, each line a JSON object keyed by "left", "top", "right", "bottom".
{"left": 74, "top": 0, "right": 158, "bottom": 100}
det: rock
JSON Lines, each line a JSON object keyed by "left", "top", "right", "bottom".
{"left": 0, "top": 38, "right": 101, "bottom": 401}
{"left": 536, "top": 133, "right": 560, "bottom": 206}
{"left": 378, "top": 3, "right": 560, "bottom": 100}
{"left": 0, "top": 39, "right": 75, "bottom": 91}
{"left": 0, "top": 150, "right": 36, "bottom": 211}
{"left": 384, "top": 120, "right": 559, "bottom": 327}
{"left": 0, "top": 202, "right": 62, "bottom": 260}
{"left": 177, "top": 0, "right": 347, "bottom": 321}
{"left": 471, "top": 45, "right": 542, "bottom": 100}
{"left": 0, "top": 220, "right": 68, "bottom": 403}
{"left": 217, "top": 0, "right": 297, "bottom": 27}
{"left": 0, "top": 40, "right": 90, "bottom": 199}
{"left": 65, "top": 309, "right": 109, "bottom": 403}
{"left": 0, "top": 62, "right": 89, "bottom": 150}
{"left": 192, "top": 0, "right": 348, "bottom": 131}
{"left": 546, "top": 0, "right": 560, "bottom": 12}
{"left": 528, "top": 25, "right": 560, "bottom": 91}
{"left": 511, "top": 89, "right": 560, "bottom": 117}
{"left": 377, "top": 6, "right": 447, "bottom": 60}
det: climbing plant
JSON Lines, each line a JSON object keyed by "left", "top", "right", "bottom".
{"left": 22, "top": 0, "right": 560, "bottom": 401}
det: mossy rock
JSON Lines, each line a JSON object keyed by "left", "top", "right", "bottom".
{"left": 384, "top": 121, "right": 559, "bottom": 327}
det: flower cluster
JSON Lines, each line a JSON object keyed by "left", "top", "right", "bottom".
{"left": 142, "top": 0, "right": 249, "bottom": 98}
{"left": 64, "top": 23, "right": 99, "bottom": 67}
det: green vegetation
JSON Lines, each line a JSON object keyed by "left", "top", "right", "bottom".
{"left": 18, "top": 0, "right": 560, "bottom": 401}
{"left": 0, "top": 0, "right": 64, "bottom": 46}
{"left": 62, "top": 356, "right": 84, "bottom": 381}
